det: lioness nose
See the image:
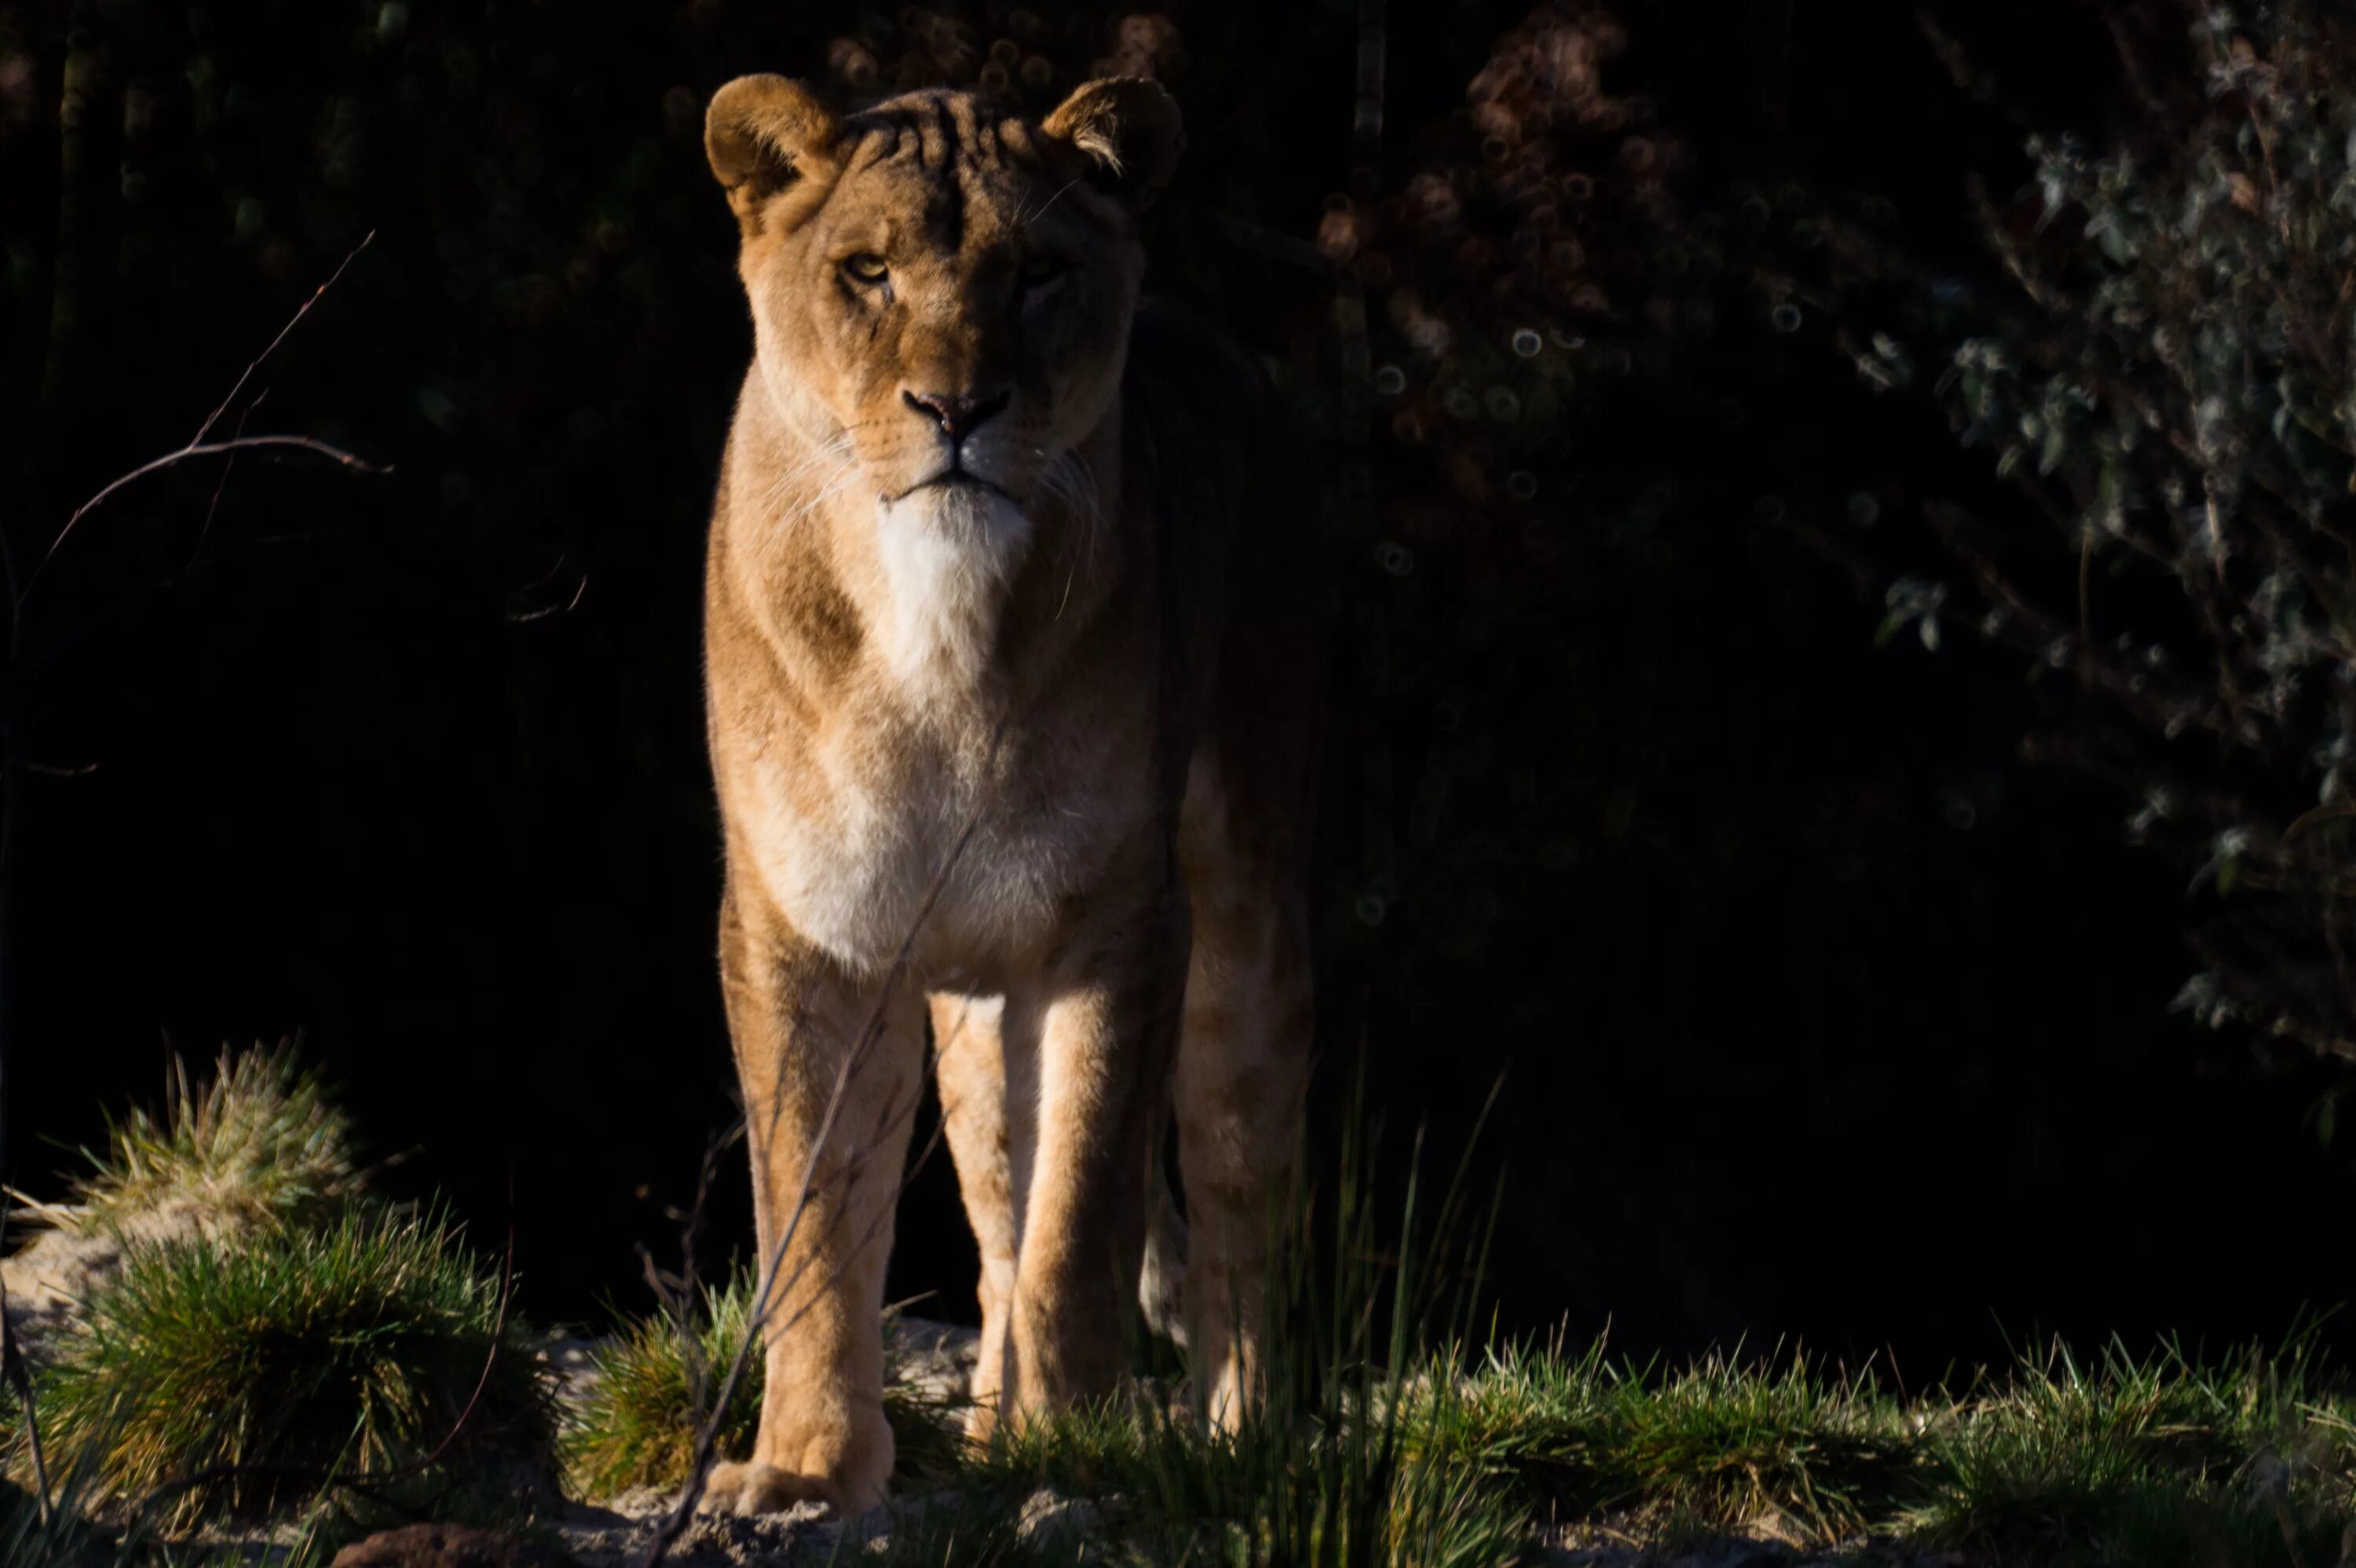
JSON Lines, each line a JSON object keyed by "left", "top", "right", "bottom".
{"left": 902, "top": 388, "right": 1010, "bottom": 442}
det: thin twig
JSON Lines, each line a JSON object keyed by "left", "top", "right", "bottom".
{"left": 636, "top": 1120, "right": 745, "bottom": 1439}
{"left": 195, "top": 389, "right": 265, "bottom": 569}
{"left": 507, "top": 567, "right": 590, "bottom": 623}
{"left": 1, "top": 1192, "right": 53, "bottom": 1524}
{"left": 192, "top": 232, "right": 373, "bottom": 448}
{"left": 640, "top": 735, "right": 1001, "bottom": 1567}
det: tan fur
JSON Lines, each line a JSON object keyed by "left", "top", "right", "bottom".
{"left": 697, "top": 73, "right": 1319, "bottom": 1516}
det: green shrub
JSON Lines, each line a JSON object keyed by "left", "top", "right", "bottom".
{"left": 1832, "top": 0, "right": 2356, "bottom": 1061}
{"left": 28, "top": 1208, "right": 552, "bottom": 1527}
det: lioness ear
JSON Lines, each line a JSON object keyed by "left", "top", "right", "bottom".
{"left": 1041, "top": 77, "right": 1183, "bottom": 206}
{"left": 705, "top": 75, "right": 838, "bottom": 225}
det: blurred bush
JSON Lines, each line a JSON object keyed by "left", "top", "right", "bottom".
{"left": 1813, "top": 0, "right": 2356, "bottom": 1073}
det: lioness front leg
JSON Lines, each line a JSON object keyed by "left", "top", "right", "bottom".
{"left": 1004, "top": 879, "right": 1190, "bottom": 1419}
{"left": 705, "top": 886, "right": 923, "bottom": 1516}
{"left": 929, "top": 992, "right": 1022, "bottom": 1442}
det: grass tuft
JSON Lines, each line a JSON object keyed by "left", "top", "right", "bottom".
{"left": 1909, "top": 1333, "right": 2356, "bottom": 1567}
{"left": 27, "top": 1043, "right": 360, "bottom": 1238}
{"left": 562, "top": 1270, "right": 968, "bottom": 1500}
{"left": 1412, "top": 1335, "right": 1924, "bottom": 1546}
{"left": 25, "top": 1206, "right": 552, "bottom": 1528}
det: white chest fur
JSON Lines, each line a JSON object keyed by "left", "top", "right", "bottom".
{"left": 748, "top": 724, "right": 1098, "bottom": 979}
{"left": 872, "top": 487, "right": 1034, "bottom": 702}
{"left": 723, "top": 448, "right": 1132, "bottom": 976}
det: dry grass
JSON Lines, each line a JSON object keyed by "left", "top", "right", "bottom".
{"left": 13, "top": 1043, "right": 360, "bottom": 1241}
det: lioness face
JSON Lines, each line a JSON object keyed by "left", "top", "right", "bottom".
{"left": 708, "top": 77, "right": 1183, "bottom": 524}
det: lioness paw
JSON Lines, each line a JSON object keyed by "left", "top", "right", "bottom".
{"left": 698, "top": 1459, "right": 827, "bottom": 1517}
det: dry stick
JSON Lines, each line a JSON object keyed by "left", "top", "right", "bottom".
{"left": 635, "top": 1120, "right": 747, "bottom": 1437}
{"left": 639, "top": 756, "right": 1001, "bottom": 1568}
{"left": 0, "top": 1193, "right": 51, "bottom": 1526}
{"left": 27, "top": 437, "right": 381, "bottom": 600}
{"left": 504, "top": 549, "right": 591, "bottom": 625}
{"left": 507, "top": 568, "right": 589, "bottom": 623}
{"left": 749, "top": 1063, "right": 955, "bottom": 1351}
{"left": 17, "top": 227, "right": 382, "bottom": 619}
{"left": 641, "top": 874, "right": 970, "bottom": 1560}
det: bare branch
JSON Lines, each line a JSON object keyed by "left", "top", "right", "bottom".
{"left": 38, "top": 437, "right": 380, "bottom": 585}
{"left": 192, "top": 232, "right": 374, "bottom": 449}
{"left": 15, "top": 232, "right": 384, "bottom": 626}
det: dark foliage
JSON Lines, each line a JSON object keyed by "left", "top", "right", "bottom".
{"left": 1809, "top": 1, "right": 2356, "bottom": 1080}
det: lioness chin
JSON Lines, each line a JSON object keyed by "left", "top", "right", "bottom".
{"left": 697, "top": 70, "right": 1319, "bottom": 1517}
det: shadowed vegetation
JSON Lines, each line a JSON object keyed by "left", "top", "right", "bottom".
{"left": 21, "top": 1208, "right": 552, "bottom": 1530}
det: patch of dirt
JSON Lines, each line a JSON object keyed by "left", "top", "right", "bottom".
{"left": 558, "top": 1495, "right": 836, "bottom": 1568}
{"left": 2, "top": 1197, "right": 229, "bottom": 1361}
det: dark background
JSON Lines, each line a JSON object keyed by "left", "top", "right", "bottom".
{"left": 3, "top": 0, "right": 2347, "bottom": 1376}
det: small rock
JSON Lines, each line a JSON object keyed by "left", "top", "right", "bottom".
{"left": 884, "top": 1316, "right": 981, "bottom": 1405}
{"left": 668, "top": 1502, "right": 829, "bottom": 1566}
{"left": 330, "top": 1523, "right": 582, "bottom": 1568}
{"left": 1017, "top": 1487, "right": 1100, "bottom": 1544}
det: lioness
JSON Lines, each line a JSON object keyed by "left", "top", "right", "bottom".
{"left": 698, "top": 72, "right": 1319, "bottom": 1515}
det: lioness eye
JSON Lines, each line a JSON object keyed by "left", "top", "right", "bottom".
{"left": 842, "top": 254, "right": 889, "bottom": 285}
{"left": 1019, "top": 254, "right": 1066, "bottom": 290}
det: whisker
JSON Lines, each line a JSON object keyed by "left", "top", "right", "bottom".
{"left": 1021, "top": 177, "right": 1085, "bottom": 233}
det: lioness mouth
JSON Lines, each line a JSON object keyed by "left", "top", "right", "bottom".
{"left": 893, "top": 470, "right": 1023, "bottom": 506}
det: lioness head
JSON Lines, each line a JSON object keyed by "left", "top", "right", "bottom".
{"left": 706, "top": 74, "right": 1182, "bottom": 524}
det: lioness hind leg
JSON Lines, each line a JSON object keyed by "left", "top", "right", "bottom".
{"left": 929, "top": 992, "right": 1023, "bottom": 1442}
{"left": 716, "top": 886, "right": 924, "bottom": 1515}
{"left": 1173, "top": 865, "right": 1313, "bottom": 1430}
